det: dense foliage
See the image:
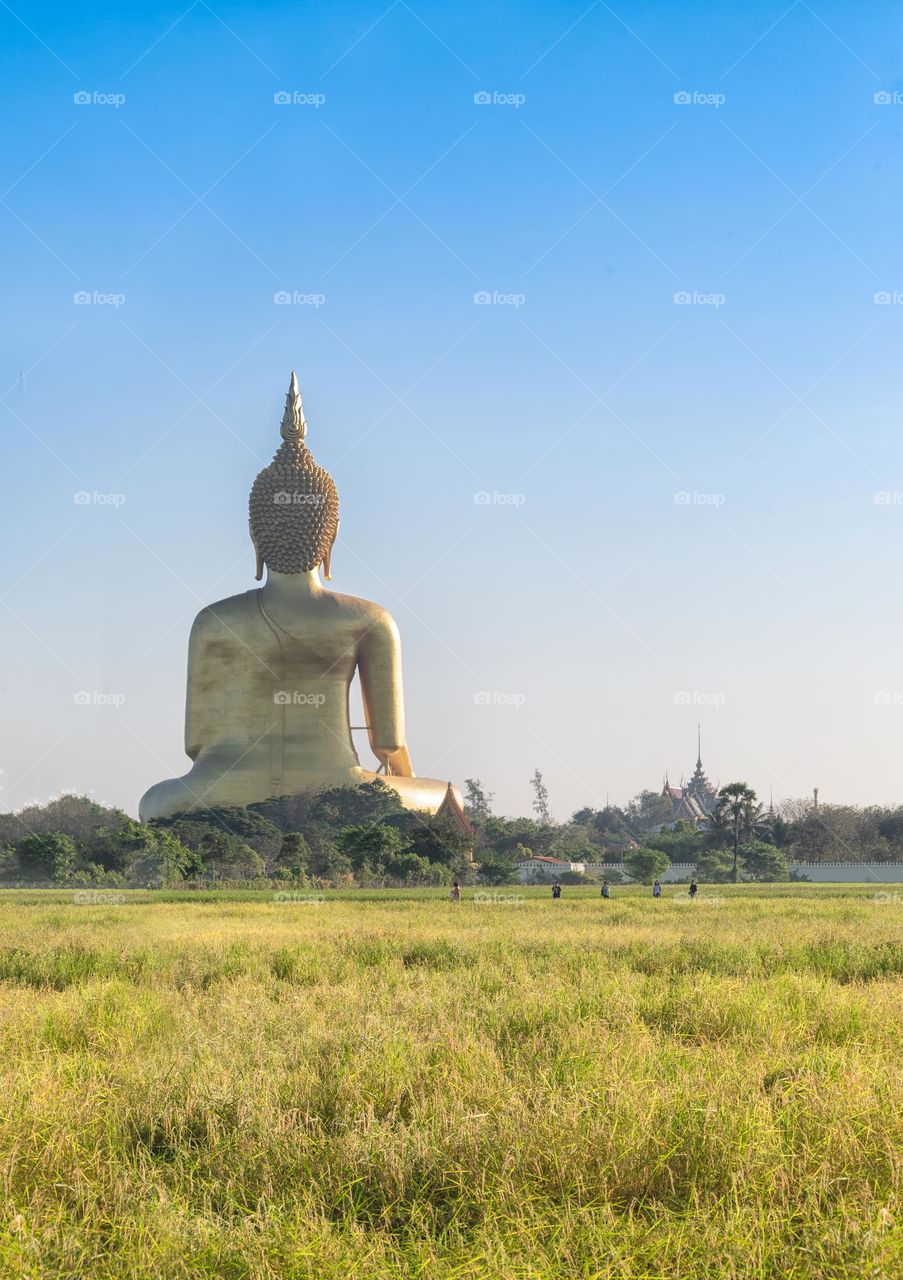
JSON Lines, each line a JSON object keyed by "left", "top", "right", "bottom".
{"left": 3, "top": 780, "right": 903, "bottom": 889}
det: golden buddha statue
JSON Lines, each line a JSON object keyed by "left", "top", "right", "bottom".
{"left": 139, "top": 373, "right": 462, "bottom": 822}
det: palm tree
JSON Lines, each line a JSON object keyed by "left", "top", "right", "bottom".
{"left": 714, "top": 783, "right": 761, "bottom": 882}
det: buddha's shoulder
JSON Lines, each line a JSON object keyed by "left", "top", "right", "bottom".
{"left": 320, "top": 590, "right": 398, "bottom": 632}
{"left": 190, "top": 591, "right": 262, "bottom": 636}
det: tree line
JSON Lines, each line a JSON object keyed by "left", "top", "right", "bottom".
{"left": 0, "top": 775, "right": 900, "bottom": 889}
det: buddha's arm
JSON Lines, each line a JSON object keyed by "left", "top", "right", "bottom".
{"left": 184, "top": 610, "right": 215, "bottom": 761}
{"left": 358, "top": 612, "right": 414, "bottom": 777}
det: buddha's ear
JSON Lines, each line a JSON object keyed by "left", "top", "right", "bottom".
{"left": 322, "top": 520, "right": 339, "bottom": 582}
{"left": 250, "top": 521, "right": 264, "bottom": 582}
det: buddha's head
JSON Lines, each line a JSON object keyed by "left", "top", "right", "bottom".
{"left": 248, "top": 372, "right": 340, "bottom": 581}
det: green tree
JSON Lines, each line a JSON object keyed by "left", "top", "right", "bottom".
{"left": 624, "top": 846, "right": 669, "bottom": 884}
{"left": 463, "top": 778, "right": 494, "bottom": 821}
{"left": 738, "top": 840, "right": 789, "bottom": 882}
{"left": 530, "top": 770, "right": 551, "bottom": 823}
{"left": 714, "top": 783, "right": 761, "bottom": 882}
{"left": 17, "top": 832, "right": 77, "bottom": 882}
{"left": 624, "top": 790, "right": 673, "bottom": 837}
{"left": 277, "top": 832, "right": 311, "bottom": 880}
{"left": 336, "top": 823, "right": 412, "bottom": 879}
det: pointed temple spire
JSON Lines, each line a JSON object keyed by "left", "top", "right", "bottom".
{"left": 696, "top": 722, "right": 702, "bottom": 767}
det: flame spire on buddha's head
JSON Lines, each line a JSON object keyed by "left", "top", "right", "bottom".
{"left": 248, "top": 372, "right": 340, "bottom": 580}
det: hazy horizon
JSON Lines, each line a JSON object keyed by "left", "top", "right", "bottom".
{"left": 4, "top": 1, "right": 903, "bottom": 819}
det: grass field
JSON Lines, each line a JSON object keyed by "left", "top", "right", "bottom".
{"left": 1, "top": 884, "right": 902, "bottom": 1279}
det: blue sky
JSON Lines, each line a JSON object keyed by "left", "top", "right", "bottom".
{"left": 4, "top": 0, "right": 903, "bottom": 819}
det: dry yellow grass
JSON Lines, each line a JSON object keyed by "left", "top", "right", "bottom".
{"left": 0, "top": 885, "right": 901, "bottom": 1278}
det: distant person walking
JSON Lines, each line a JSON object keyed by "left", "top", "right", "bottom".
{"left": 451, "top": 880, "right": 461, "bottom": 901}
{"left": 652, "top": 880, "right": 662, "bottom": 898}
{"left": 551, "top": 880, "right": 562, "bottom": 899}
{"left": 601, "top": 880, "right": 610, "bottom": 899}
{"left": 688, "top": 880, "right": 698, "bottom": 899}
